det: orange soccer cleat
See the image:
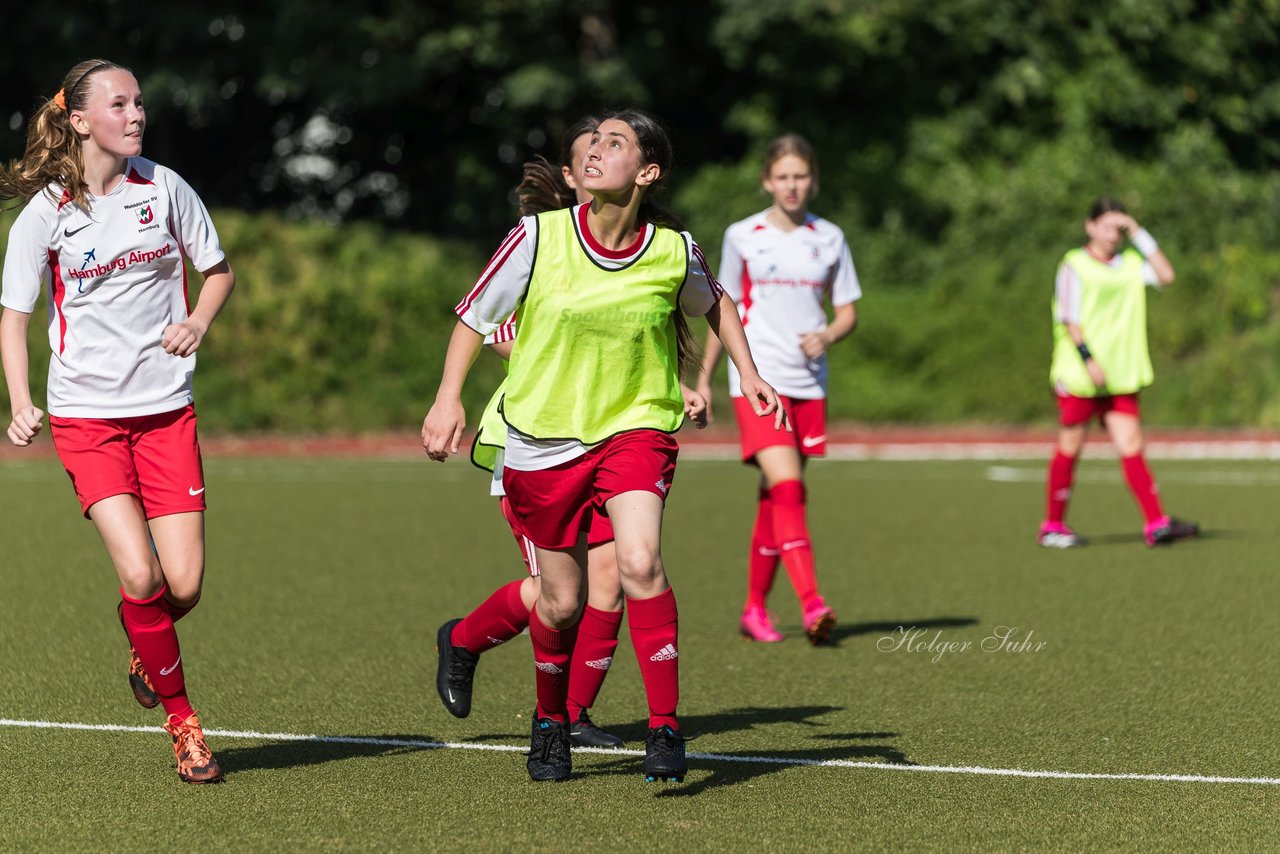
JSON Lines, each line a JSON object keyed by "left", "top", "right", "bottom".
{"left": 163, "top": 712, "right": 224, "bottom": 784}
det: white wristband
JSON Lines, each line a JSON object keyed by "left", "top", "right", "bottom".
{"left": 1132, "top": 228, "right": 1158, "bottom": 257}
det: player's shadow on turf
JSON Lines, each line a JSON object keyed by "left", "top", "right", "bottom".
{"left": 215, "top": 735, "right": 436, "bottom": 774}
{"left": 1081, "top": 527, "right": 1224, "bottom": 547}
{"left": 830, "top": 616, "right": 978, "bottom": 644}
{"left": 584, "top": 731, "right": 912, "bottom": 796}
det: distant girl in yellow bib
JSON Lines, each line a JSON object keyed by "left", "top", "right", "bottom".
{"left": 1039, "top": 197, "right": 1197, "bottom": 549}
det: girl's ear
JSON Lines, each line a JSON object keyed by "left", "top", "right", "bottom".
{"left": 562, "top": 165, "right": 578, "bottom": 190}
{"left": 636, "top": 162, "right": 662, "bottom": 187}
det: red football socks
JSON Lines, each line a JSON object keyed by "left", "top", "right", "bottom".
{"left": 770, "top": 480, "right": 820, "bottom": 608}
{"left": 120, "top": 586, "right": 194, "bottom": 721}
{"left": 1046, "top": 451, "right": 1079, "bottom": 523}
{"left": 452, "top": 580, "right": 530, "bottom": 655}
{"left": 529, "top": 605, "right": 576, "bottom": 724}
{"left": 566, "top": 605, "right": 623, "bottom": 720}
{"left": 1121, "top": 453, "right": 1164, "bottom": 523}
{"left": 745, "top": 487, "right": 780, "bottom": 610}
{"left": 627, "top": 587, "right": 680, "bottom": 731}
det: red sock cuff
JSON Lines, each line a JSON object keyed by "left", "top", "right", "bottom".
{"left": 768, "top": 480, "right": 805, "bottom": 506}
{"left": 529, "top": 607, "right": 572, "bottom": 652}
{"left": 502, "top": 580, "right": 532, "bottom": 623}
{"left": 580, "top": 604, "right": 623, "bottom": 638}
{"left": 120, "top": 585, "right": 168, "bottom": 607}
{"left": 625, "top": 588, "right": 678, "bottom": 628}
{"left": 1052, "top": 450, "right": 1078, "bottom": 466}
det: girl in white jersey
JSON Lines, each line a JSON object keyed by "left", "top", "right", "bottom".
{"left": 423, "top": 110, "right": 781, "bottom": 784}
{"left": 0, "top": 60, "right": 234, "bottom": 784}
{"left": 434, "top": 117, "right": 706, "bottom": 750}
{"left": 697, "top": 134, "right": 861, "bottom": 645}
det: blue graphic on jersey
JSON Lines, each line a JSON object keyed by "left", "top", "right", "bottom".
{"left": 77, "top": 249, "right": 97, "bottom": 294}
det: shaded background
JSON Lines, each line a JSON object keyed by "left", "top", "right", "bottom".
{"left": 4, "top": 0, "right": 1280, "bottom": 430}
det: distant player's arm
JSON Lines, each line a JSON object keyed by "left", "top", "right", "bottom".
{"left": 799, "top": 301, "right": 857, "bottom": 360}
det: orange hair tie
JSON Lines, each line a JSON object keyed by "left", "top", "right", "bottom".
{"left": 53, "top": 89, "right": 67, "bottom": 111}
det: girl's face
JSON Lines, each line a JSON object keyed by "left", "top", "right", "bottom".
{"left": 581, "top": 119, "right": 659, "bottom": 196}
{"left": 1085, "top": 212, "right": 1126, "bottom": 257}
{"left": 762, "top": 154, "right": 814, "bottom": 216}
{"left": 560, "top": 131, "right": 595, "bottom": 205}
{"left": 70, "top": 69, "right": 146, "bottom": 161}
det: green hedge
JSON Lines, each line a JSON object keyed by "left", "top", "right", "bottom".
{"left": 4, "top": 145, "right": 1280, "bottom": 432}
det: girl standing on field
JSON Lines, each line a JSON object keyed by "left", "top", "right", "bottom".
{"left": 1039, "top": 197, "right": 1197, "bottom": 548}
{"left": 1, "top": 59, "right": 234, "bottom": 784}
{"left": 436, "top": 116, "right": 707, "bottom": 750}
{"left": 423, "top": 110, "right": 781, "bottom": 783}
{"left": 696, "top": 133, "right": 861, "bottom": 645}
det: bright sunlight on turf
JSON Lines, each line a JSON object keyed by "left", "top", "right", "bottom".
{"left": 2, "top": 455, "right": 1278, "bottom": 849}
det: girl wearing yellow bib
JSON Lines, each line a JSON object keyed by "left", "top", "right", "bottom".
{"left": 1039, "top": 197, "right": 1198, "bottom": 549}
{"left": 422, "top": 111, "right": 782, "bottom": 783}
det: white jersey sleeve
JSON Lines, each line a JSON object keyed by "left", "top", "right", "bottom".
{"left": 1, "top": 198, "right": 55, "bottom": 313}
{"left": 165, "top": 168, "right": 225, "bottom": 273}
{"left": 678, "top": 235, "right": 724, "bottom": 316}
{"left": 456, "top": 216, "right": 537, "bottom": 335}
{"left": 1054, "top": 263, "right": 1082, "bottom": 324}
{"left": 831, "top": 235, "right": 862, "bottom": 306}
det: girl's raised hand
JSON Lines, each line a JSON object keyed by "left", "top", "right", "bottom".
{"left": 421, "top": 398, "right": 466, "bottom": 462}
{"left": 7, "top": 405, "right": 44, "bottom": 446}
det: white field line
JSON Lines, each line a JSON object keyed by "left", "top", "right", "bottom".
{"left": 681, "top": 442, "right": 1280, "bottom": 461}
{"left": 3, "top": 717, "right": 1279, "bottom": 787}
{"left": 985, "top": 465, "right": 1280, "bottom": 486}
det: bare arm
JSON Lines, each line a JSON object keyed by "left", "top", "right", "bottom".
{"left": 1, "top": 308, "right": 43, "bottom": 446}
{"left": 694, "top": 325, "right": 724, "bottom": 423}
{"left": 421, "top": 321, "right": 486, "bottom": 461}
{"left": 162, "top": 260, "right": 236, "bottom": 357}
{"left": 1066, "top": 321, "right": 1107, "bottom": 390}
{"left": 799, "top": 301, "right": 858, "bottom": 359}
{"left": 1119, "top": 215, "right": 1175, "bottom": 286}
{"left": 704, "top": 292, "right": 784, "bottom": 428}
{"left": 487, "top": 338, "right": 514, "bottom": 361}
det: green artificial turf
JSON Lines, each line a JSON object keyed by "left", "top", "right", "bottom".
{"left": 2, "top": 455, "right": 1277, "bottom": 850}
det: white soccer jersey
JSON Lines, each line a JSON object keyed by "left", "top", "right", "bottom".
{"left": 456, "top": 203, "right": 722, "bottom": 471}
{"left": 1, "top": 157, "right": 225, "bottom": 418}
{"left": 719, "top": 210, "right": 861, "bottom": 399}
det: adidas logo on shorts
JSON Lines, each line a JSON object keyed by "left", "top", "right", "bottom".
{"left": 585, "top": 657, "right": 612, "bottom": 671}
{"left": 649, "top": 644, "right": 678, "bottom": 662}
{"left": 534, "top": 661, "right": 564, "bottom": 675}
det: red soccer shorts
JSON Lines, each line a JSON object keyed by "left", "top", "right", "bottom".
{"left": 500, "top": 495, "right": 617, "bottom": 576}
{"left": 733, "top": 394, "right": 826, "bottom": 461}
{"left": 49, "top": 405, "right": 206, "bottom": 519}
{"left": 1055, "top": 391, "right": 1141, "bottom": 427}
{"left": 502, "top": 429, "right": 678, "bottom": 551}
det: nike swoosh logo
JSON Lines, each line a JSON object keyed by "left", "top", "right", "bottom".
{"left": 800, "top": 435, "right": 827, "bottom": 448}
{"left": 189, "top": 486, "right": 206, "bottom": 496}
{"left": 64, "top": 224, "right": 92, "bottom": 238}
{"left": 447, "top": 689, "right": 455, "bottom": 703}
{"left": 160, "top": 655, "right": 182, "bottom": 676}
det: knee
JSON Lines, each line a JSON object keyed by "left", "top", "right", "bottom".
{"left": 538, "top": 586, "right": 584, "bottom": 628}
{"left": 119, "top": 563, "right": 164, "bottom": 601}
{"left": 615, "top": 542, "right": 663, "bottom": 589}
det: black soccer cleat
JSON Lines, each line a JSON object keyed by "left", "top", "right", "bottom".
{"left": 527, "top": 716, "right": 572, "bottom": 782}
{"left": 644, "top": 725, "right": 687, "bottom": 783}
{"left": 435, "top": 619, "right": 479, "bottom": 718}
{"left": 567, "top": 709, "right": 624, "bottom": 749}
{"left": 1144, "top": 516, "right": 1200, "bottom": 547}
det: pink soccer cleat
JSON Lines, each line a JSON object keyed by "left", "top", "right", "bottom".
{"left": 1038, "top": 521, "right": 1085, "bottom": 549}
{"left": 801, "top": 597, "right": 836, "bottom": 646}
{"left": 739, "top": 606, "right": 784, "bottom": 643}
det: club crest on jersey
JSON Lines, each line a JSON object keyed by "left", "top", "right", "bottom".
{"left": 135, "top": 205, "right": 154, "bottom": 225}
